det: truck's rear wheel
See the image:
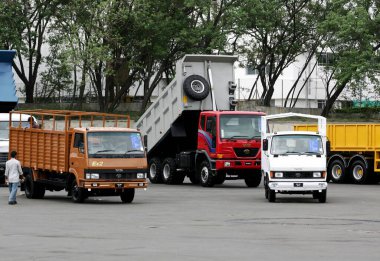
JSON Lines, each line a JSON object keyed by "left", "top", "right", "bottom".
{"left": 148, "top": 158, "right": 163, "bottom": 184}
{"left": 25, "top": 175, "right": 45, "bottom": 199}
{"left": 162, "top": 157, "right": 178, "bottom": 184}
{"left": 71, "top": 179, "right": 86, "bottom": 203}
{"left": 183, "top": 75, "right": 210, "bottom": 101}
{"left": 199, "top": 160, "right": 215, "bottom": 187}
{"left": 350, "top": 160, "right": 369, "bottom": 184}
{"left": 120, "top": 188, "right": 135, "bottom": 203}
{"left": 328, "top": 159, "right": 347, "bottom": 183}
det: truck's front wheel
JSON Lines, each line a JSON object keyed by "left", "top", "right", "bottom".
{"left": 199, "top": 161, "right": 215, "bottom": 187}
{"left": 268, "top": 189, "right": 276, "bottom": 202}
{"left": 244, "top": 172, "right": 262, "bottom": 187}
{"left": 120, "top": 188, "right": 135, "bottom": 203}
{"left": 318, "top": 189, "right": 327, "bottom": 203}
{"left": 71, "top": 179, "right": 86, "bottom": 203}
{"left": 25, "top": 175, "right": 45, "bottom": 199}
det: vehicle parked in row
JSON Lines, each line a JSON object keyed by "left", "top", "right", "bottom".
{"left": 261, "top": 113, "right": 329, "bottom": 202}
{"left": 9, "top": 110, "right": 148, "bottom": 203}
{"left": 295, "top": 123, "right": 380, "bottom": 184}
{"left": 135, "top": 54, "right": 264, "bottom": 187}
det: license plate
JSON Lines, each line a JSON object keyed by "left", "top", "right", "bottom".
{"left": 115, "top": 183, "right": 124, "bottom": 188}
{"left": 294, "top": 183, "right": 303, "bottom": 187}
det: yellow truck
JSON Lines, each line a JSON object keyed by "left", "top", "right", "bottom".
{"left": 9, "top": 110, "right": 148, "bottom": 203}
{"left": 295, "top": 123, "right": 380, "bottom": 184}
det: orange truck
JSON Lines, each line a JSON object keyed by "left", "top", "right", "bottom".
{"left": 295, "top": 123, "right": 380, "bottom": 184}
{"left": 9, "top": 110, "right": 148, "bottom": 203}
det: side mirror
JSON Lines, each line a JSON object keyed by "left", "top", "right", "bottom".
{"left": 79, "top": 143, "right": 85, "bottom": 154}
{"left": 143, "top": 135, "right": 148, "bottom": 149}
{"left": 262, "top": 139, "right": 268, "bottom": 151}
{"left": 326, "top": 140, "right": 330, "bottom": 155}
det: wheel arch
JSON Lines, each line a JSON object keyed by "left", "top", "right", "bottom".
{"left": 348, "top": 154, "right": 369, "bottom": 169}
{"left": 327, "top": 154, "right": 347, "bottom": 168}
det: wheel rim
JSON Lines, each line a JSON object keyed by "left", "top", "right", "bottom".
{"left": 190, "top": 80, "right": 205, "bottom": 94}
{"left": 352, "top": 165, "right": 364, "bottom": 180}
{"left": 201, "top": 166, "right": 209, "bottom": 183}
{"left": 331, "top": 164, "right": 342, "bottom": 180}
{"left": 163, "top": 164, "right": 170, "bottom": 179}
{"left": 72, "top": 183, "right": 79, "bottom": 200}
{"left": 150, "top": 164, "right": 157, "bottom": 179}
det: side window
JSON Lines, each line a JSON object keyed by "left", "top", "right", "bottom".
{"left": 206, "top": 116, "right": 216, "bottom": 135}
{"left": 73, "top": 133, "right": 84, "bottom": 148}
{"left": 200, "top": 115, "right": 205, "bottom": 130}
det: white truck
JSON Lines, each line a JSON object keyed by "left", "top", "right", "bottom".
{"left": 261, "top": 113, "right": 329, "bottom": 203}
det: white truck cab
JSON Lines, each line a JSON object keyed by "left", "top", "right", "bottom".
{"left": 261, "top": 113, "right": 329, "bottom": 203}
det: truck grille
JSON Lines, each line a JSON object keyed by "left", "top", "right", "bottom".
{"left": 282, "top": 172, "right": 315, "bottom": 179}
{"left": 234, "top": 148, "right": 259, "bottom": 157}
{"left": 0, "top": 152, "right": 8, "bottom": 163}
{"left": 99, "top": 173, "right": 138, "bottom": 180}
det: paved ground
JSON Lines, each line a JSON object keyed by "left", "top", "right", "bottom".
{"left": 1, "top": 180, "right": 380, "bottom": 261}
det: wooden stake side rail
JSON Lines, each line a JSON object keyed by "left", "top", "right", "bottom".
{"left": 8, "top": 110, "right": 131, "bottom": 173}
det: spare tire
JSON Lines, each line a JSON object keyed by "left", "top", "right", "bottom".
{"left": 183, "top": 75, "right": 210, "bottom": 101}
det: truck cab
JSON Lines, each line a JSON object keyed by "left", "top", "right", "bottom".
{"left": 261, "top": 113, "right": 329, "bottom": 203}
{"left": 196, "top": 111, "right": 264, "bottom": 186}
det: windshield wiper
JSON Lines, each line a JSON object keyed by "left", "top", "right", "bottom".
{"left": 226, "top": 135, "right": 250, "bottom": 140}
{"left": 124, "top": 149, "right": 143, "bottom": 154}
{"left": 94, "top": 149, "right": 114, "bottom": 153}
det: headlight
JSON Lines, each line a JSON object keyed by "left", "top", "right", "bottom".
{"left": 313, "top": 172, "right": 322, "bottom": 178}
{"left": 274, "top": 172, "right": 283, "bottom": 178}
{"left": 86, "top": 173, "right": 99, "bottom": 179}
{"left": 137, "top": 173, "right": 146, "bottom": 179}
{"left": 224, "top": 162, "right": 231, "bottom": 167}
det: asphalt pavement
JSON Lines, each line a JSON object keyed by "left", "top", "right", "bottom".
{"left": 1, "top": 180, "right": 380, "bottom": 261}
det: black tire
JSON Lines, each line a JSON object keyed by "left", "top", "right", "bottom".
{"left": 148, "top": 158, "right": 163, "bottom": 184}
{"left": 268, "top": 189, "right": 276, "bottom": 202}
{"left": 71, "top": 179, "right": 86, "bottom": 203}
{"left": 312, "top": 191, "right": 319, "bottom": 199}
{"left": 24, "top": 175, "right": 45, "bottom": 199}
{"left": 199, "top": 160, "right": 215, "bottom": 187}
{"left": 318, "top": 189, "right": 327, "bottom": 203}
{"left": 120, "top": 188, "right": 135, "bottom": 203}
{"left": 328, "top": 159, "right": 347, "bottom": 183}
{"left": 214, "top": 170, "right": 226, "bottom": 185}
{"left": 188, "top": 171, "right": 200, "bottom": 184}
{"left": 244, "top": 172, "right": 262, "bottom": 187}
{"left": 183, "top": 75, "right": 210, "bottom": 101}
{"left": 162, "top": 157, "right": 177, "bottom": 184}
{"left": 350, "top": 160, "right": 369, "bottom": 184}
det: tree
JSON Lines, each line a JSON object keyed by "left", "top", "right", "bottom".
{"left": 318, "top": 0, "right": 380, "bottom": 116}
{"left": 0, "top": 0, "right": 64, "bottom": 103}
{"left": 234, "top": 0, "right": 327, "bottom": 106}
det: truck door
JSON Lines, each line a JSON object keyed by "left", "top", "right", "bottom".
{"left": 70, "top": 133, "right": 86, "bottom": 173}
{"left": 205, "top": 116, "right": 217, "bottom": 152}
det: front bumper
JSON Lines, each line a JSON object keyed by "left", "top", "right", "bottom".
{"left": 268, "top": 181, "right": 327, "bottom": 191}
{"left": 80, "top": 180, "right": 148, "bottom": 190}
{"left": 215, "top": 159, "right": 261, "bottom": 170}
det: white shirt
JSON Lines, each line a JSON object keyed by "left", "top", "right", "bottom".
{"left": 5, "top": 158, "right": 23, "bottom": 183}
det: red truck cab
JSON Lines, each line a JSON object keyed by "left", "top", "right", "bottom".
{"left": 196, "top": 111, "right": 265, "bottom": 187}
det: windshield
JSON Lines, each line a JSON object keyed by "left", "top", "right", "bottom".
{"left": 220, "top": 115, "right": 261, "bottom": 139}
{"left": 0, "top": 121, "right": 31, "bottom": 139}
{"left": 87, "top": 131, "right": 144, "bottom": 158}
{"left": 271, "top": 135, "right": 323, "bottom": 155}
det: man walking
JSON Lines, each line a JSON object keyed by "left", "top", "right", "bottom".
{"left": 5, "top": 151, "right": 23, "bottom": 205}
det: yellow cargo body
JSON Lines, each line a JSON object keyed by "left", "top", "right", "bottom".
{"left": 295, "top": 124, "right": 380, "bottom": 182}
